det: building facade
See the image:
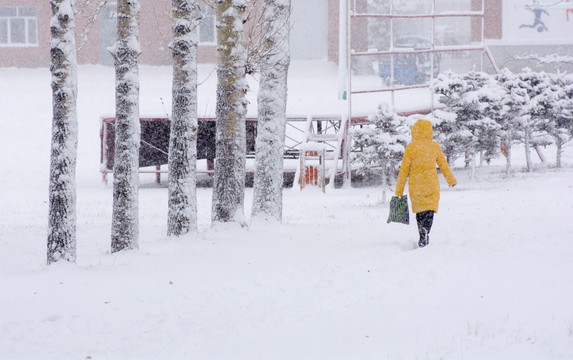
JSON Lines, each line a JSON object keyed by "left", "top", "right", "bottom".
{"left": 0, "top": 0, "right": 345, "bottom": 68}
{"left": 483, "top": 0, "right": 573, "bottom": 72}
{"left": 1, "top": 0, "right": 571, "bottom": 71}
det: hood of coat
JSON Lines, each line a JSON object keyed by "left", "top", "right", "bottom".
{"left": 411, "top": 119, "right": 433, "bottom": 141}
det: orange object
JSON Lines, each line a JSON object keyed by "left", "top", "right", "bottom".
{"left": 305, "top": 166, "right": 318, "bottom": 185}
{"left": 500, "top": 142, "right": 508, "bottom": 158}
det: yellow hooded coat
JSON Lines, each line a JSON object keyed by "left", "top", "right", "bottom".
{"left": 395, "top": 119, "right": 457, "bottom": 213}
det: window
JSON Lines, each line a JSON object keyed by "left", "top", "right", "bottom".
{"left": 0, "top": 6, "right": 38, "bottom": 46}
{"left": 198, "top": 5, "right": 215, "bottom": 44}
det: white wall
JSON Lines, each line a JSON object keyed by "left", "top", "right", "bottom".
{"left": 290, "top": 0, "right": 328, "bottom": 60}
{"left": 503, "top": 0, "right": 573, "bottom": 43}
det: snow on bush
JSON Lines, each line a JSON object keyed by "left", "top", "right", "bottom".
{"left": 352, "top": 103, "right": 409, "bottom": 190}
{"left": 430, "top": 69, "right": 573, "bottom": 169}
{"left": 352, "top": 68, "right": 573, "bottom": 189}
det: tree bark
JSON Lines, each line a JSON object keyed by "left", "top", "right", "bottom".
{"left": 47, "top": 0, "right": 78, "bottom": 264}
{"left": 168, "top": 0, "right": 199, "bottom": 236}
{"left": 252, "top": 0, "right": 291, "bottom": 222}
{"left": 110, "top": 0, "right": 141, "bottom": 252}
{"left": 504, "top": 133, "right": 512, "bottom": 176}
{"left": 555, "top": 137, "right": 563, "bottom": 168}
{"left": 211, "top": 0, "right": 248, "bottom": 224}
{"left": 524, "top": 124, "right": 532, "bottom": 172}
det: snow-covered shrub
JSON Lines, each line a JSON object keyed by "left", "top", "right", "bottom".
{"left": 516, "top": 69, "right": 555, "bottom": 170}
{"left": 352, "top": 103, "right": 409, "bottom": 189}
{"left": 431, "top": 71, "right": 502, "bottom": 165}
{"left": 495, "top": 69, "right": 529, "bottom": 173}
{"left": 532, "top": 72, "right": 573, "bottom": 168}
{"left": 431, "top": 68, "right": 572, "bottom": 170}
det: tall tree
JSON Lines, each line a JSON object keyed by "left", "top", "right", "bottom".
{"left": 432, "top": 71, "right": 502, "bottom": 167}
{"left": 167, "top": 0, "right": 200, "bottom": 236}
{"left": 251, "top": 0, "right": 291, "bottom": 222}
{"left": 110, "top": 0, "right": 141, "bottom": 252}
{"left": 431, "top": 71, "right": 483, "bottom": 164}
{"left": 534, "top": 72, "right": 573, "bottom": 168}
{"left": 211, "top": 0, "right": 248, "bottom": 225}
{"left": 47, "top": 0, "right": 78, "bottom": 264}
{"left": 518, "top": 69, "right": 548, "bottom": 172}
{"left": 495, "top": 69, "right": 528, "bottom": 175}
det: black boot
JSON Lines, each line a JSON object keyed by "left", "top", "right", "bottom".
{"left": 416, "top": 211, "right": 434, "bottom": 248}
{"left": 418, "top": 228, "right": 429, "bottom": 248}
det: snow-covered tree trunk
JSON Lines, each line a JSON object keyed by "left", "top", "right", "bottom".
{"left": 211, "top": 0, "right": 248, "bottom": 224}
{"left": 504, "top": 131, "right": 512, "bottom": 175}
{"left": 110, "top": 0, "right": 141, "bottom": 252}
{"left": 251, "top": 0, "right": 291, "bottom": 222}
{"left": 470, "top": 152, "right": 476, "bottom": 182}
{"left": 524, "top": 122, "right": 532, "bottom": 172}
{"left": 47, "top": 0, "right": 78, "bottom": 264}
{"left": 167, "top": 0, "right": 199, "bottom": 236}
{"left": 381, "top": 160, "right": 390, "bottom": 203}
{"left": 555, "top": 137, "right": 563, "bottom": 168}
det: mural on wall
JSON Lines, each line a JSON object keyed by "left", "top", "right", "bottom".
{"left": 504, "top": 0, "right": 573, "bottom": 41}
{"left": 519, "top": 2, "right": 550, "bottom": 32}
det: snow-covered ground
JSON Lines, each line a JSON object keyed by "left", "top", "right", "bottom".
{"left": 0, "top": 63, "right": 572, "bottom": 359}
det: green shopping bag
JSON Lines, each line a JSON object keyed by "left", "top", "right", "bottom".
{"left": 387, "top": 195, "right": 410, "bottom": 225}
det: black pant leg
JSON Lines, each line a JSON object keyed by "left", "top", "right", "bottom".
{"left": 416, "top": 211, "right": 434, "bottom": 233}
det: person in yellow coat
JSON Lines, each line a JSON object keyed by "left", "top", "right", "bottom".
{"left": 395, "top": 119, "right": 457, "bottom": 247}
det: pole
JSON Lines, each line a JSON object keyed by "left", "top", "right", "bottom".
{"left": 390, "top": 0, "right": 395, "bottom": 111}
{"left": 338, "top": 0, "right": 348, "bottom": 100}
{"left": 431, "top": 0, "right": 436, "bottom": 112}
{"left": 481, "top": 0, "right": 485, "bottom": 71}
{"left": 344, "top": 0, "right": 352, "bottom": 187}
